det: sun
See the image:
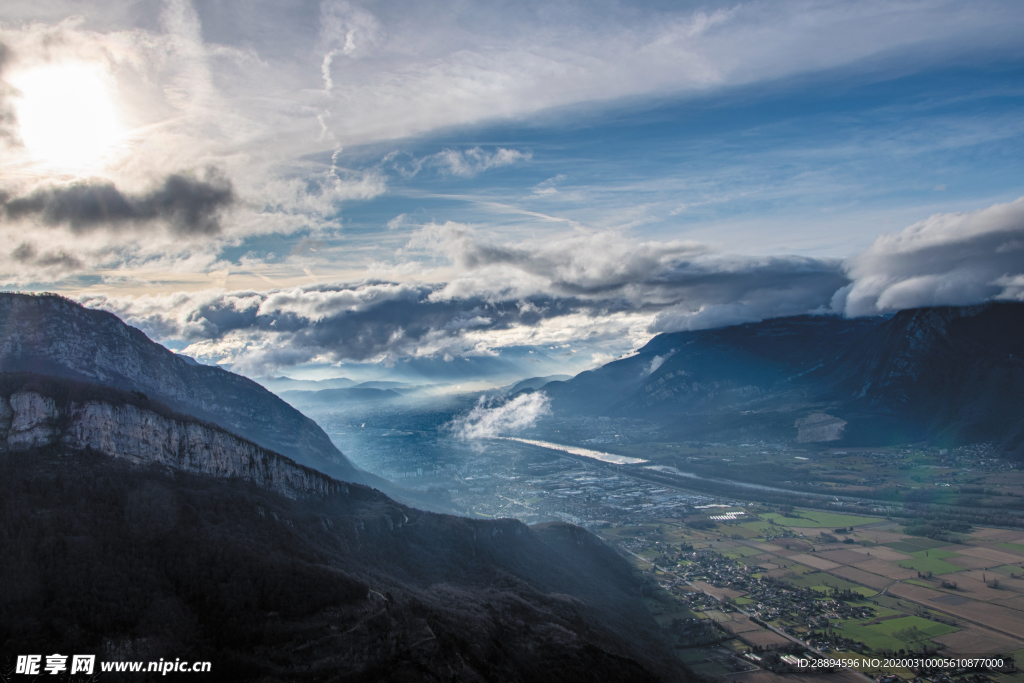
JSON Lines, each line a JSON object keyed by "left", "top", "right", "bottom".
{"left": 10, "top": 62, "right": 126, "bottom": 174}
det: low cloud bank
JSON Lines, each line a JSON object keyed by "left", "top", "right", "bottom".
{"left": 81, "top": 195, "right": 1024, "bottom": 375}
{"left": 835, "top": 196, "right": 1024, "bottom": 317}
{"left": 447, "top": 392, "right": 551, "bottom": 440}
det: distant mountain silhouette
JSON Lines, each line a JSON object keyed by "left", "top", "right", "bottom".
{"left": 258, "top": 375, "right": 357, "bottom": 392}
{"left": 281, "top": 386, "right": 405, "bottom": 405}
{"left": 507, "top": 374, "right": 573, "bottom": 395}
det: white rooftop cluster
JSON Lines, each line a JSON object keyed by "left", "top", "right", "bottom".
{"left": 708, "top": 511, "right": 746, "bottom": 520}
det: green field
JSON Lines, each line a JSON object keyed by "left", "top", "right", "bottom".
{"left": 836, "top": 615, "right": 958, "bottom": 651}
{"left": 884, "top": 538, "right": 948, "bottom": 553}
{"left": 995, "top": 542, "right": 1024, "bottom": 556}
{"left": 990, "top": 563, "right": 1024, "bottom": 576}
{"left": 807, "top": 584, "right": 876, "bottom": 598}
{"left": 781, "top": 571, "right": 876, "bottom": 596}
{"left": 897, "top": 557, "right": 965, "bottom": 575}
{"left": 909, "top": 548, "right": 959, "bottom": 559}
{"left": 734, "top": 596, "right": 755, "bottom": 605}
{"left": 720, "top": 545, "right": 763, "bottom": 559}
{"left": 758, "top": 510, "right": 880, "bottom": 528}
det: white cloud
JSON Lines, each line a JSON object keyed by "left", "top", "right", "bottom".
{"left": 1, "top": 1, "right": 1021, "bottom": 285}
{"left": 431, "top": 147, "right": 531, "bottom": 178}
{"left": 69, "top": 193, "right": 1024, "bottom": 378}
{"left": 838, "top": 196, "right": 1024, "bottom": 317}
{"left": 645, "top": 353, "right": 669, "bottom": 376}
{"left": 447, "top": 392, "right": 550, "bottom": 440}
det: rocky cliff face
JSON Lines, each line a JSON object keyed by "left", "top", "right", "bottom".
{"left": 0, "top": 389, "right": 345, "bottom": 500}
{"left": 0, "top": 293, "right": 357, "bottom": 481}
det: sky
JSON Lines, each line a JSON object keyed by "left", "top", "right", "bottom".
{"left": 1, "top": 0, "right": 1023, "bottom": 386}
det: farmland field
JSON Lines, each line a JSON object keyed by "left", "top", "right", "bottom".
{"left": 757, "top": 510, "right": 881, "bottom": 528}
{"left": 605, "top": 505, "right": 1024, "bottom": 682}
{"left": 836, "top": 615, "right": 958, "bottom": 651}
{"left": 896, "top": 556, "right": 966, "bottom": 575}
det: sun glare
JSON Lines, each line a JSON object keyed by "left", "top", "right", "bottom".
{"left": 10, "top": 62, "right": 126, "bottom": 174}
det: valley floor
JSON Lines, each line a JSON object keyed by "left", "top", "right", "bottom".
{"left": 605, "top": 510, "right": 1024, "bottom": 683}
{"left": 297, "top": 399, "right": 1024, "bottom": 681}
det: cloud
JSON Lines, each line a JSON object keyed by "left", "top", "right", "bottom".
{"left": 407, "top": 222, "right": 848, "bottom": 329}
{"left": 381, "top": 147, "right": 532, "bottom": 179}
{"left": 531, "top": 174, "right": 566, "bottom": 196}
{"left": 2, "top": 171, "right": 234, "bottom": 235}
{"left": 644, "top": 353, "right": 669, "bottom": 376}
{"left": 82, "top": 282, "right": 587, "bottom": 374}
{"left": 431, "top": 147, "right": 532, "bottom": 178}
{"left": 0, "top": 42, "right": 16, "bottom": 146}
{"left": 9, "top": 242, "right": 82, "bottom": 271}
{"left": 447, "top": 392, "right": 551, "bottom": 440}
{"left": 837, "top": 196, "right": 1024, "bottom": 317}
{"left": 1, "top": 1, "right": 1021, "bottom": 288}
{"left": 70, "top": 193, "right": 1024, "bottom": 377}
{"left": 237, "top": 0, "right": 1024, "bottom": 150}
{"left": 76, "top": 222, "right": 849, "bottom": 374}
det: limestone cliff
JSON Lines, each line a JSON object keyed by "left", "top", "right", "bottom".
{"left": 0, "top": 389, "right": 346, "bottom": 499}
{"left": 0, "top": 292, "right": 357, "bottom": 481}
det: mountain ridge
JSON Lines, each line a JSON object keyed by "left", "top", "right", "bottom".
{"left": 543, "top": 303, "right": 1024, "bottom": 454}
{"left": 0, "top": 300, "right": 684, "bottom": 681}
{"left": 0, "top": 372, "right": 349, "bottom": 499}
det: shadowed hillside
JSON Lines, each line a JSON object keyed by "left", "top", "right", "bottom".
{"left": 0, "top": 372, "right": 684, "bottom": 682}
{"left": 544, "top": 304, "right": 1024, "bottom": 455}
{"left": 0, "top": 447, "right": 680, "bottom": 682}
{"left": 0, "top": 293, "right": 448, "bottom": 509}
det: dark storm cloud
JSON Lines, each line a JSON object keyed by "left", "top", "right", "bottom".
{"left": 2, "top": 171, "right": 234, "bottom": 235}
{"left": 10, "top": 241, "right": 82, "bottom": 270}
{"left": 92, "top": 282, "right": 589, "bottom": 367}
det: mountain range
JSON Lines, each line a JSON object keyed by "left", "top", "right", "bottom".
{"left": 0, "top": 293, "right": 456, "bottom": 511}
{"left": 0, "top": 293, "right": 681, "bottom": 681}
{"left": 540, "top": 302, "right": 1024, "bottom": 455}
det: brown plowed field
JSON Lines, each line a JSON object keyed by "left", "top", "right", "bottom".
{"left": 789, "top": 553, "right": 841, "bottom": 570}
{"left": 736, "top": 629, "right": 792, "bottom": 648}
{"left": 849, "top": 559, "right": 916, "bottom": 579}
{"left": 691, "top": 580, "right": 746, "bottom": 599}
{"left": 933, "top": 628, "right": 1023, "bottom": 654}
{"left": 827, "top": 565, "right": 893, "bottom": 590}
{"left": 816, "top": 549, "right": 870, "bottom": 565}
{"left": 888, "top": 583, "right": 1024, "bottom": 635}
{"left": 957, "top": 546, "right": 1024, "bottom": 565}
{"left": 845, "top": 546, "right": 911, "bottom": 561}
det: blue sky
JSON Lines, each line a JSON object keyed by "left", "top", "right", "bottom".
{"left": 330, "top": 59, "right": 1024, "bottom": 258}
{"left": 2, "top": 1, "right": 1024, "bottom": 385}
